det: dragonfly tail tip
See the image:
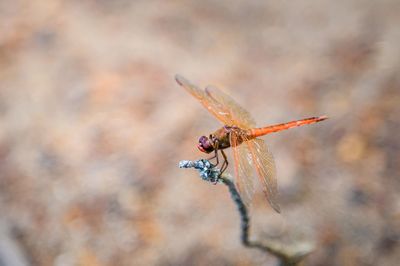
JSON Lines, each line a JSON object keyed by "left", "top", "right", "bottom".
{"left": 318, "top": 115, "right": 328, "bottom": 122}
{"left": 175, "top": 74, "right": 184, "bottom": 86}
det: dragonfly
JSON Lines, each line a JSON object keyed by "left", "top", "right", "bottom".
{"left": 176, "top": 75, "right": 327, "bottom": 213}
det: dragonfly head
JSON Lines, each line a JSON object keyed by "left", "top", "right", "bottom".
{"left": 197, "top": 135, "right": 214, "bottom": 153}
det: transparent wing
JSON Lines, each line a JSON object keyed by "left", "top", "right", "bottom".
{"left": 246, "top": 138, "right": 280, "bottom": 213}
{"left": 175, "top": 74, "right": 255, "bottom": 128}
{"left": 205, "top": 85, "right": 256, "bottom": 129}
{"left": 230, "top": 131, "right": 255, "bottom": 207}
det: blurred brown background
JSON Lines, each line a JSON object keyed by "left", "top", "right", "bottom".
{"left": 0, "top": 0, "right": 399, "bottom": 265}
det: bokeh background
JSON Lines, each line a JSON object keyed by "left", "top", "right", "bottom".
{"left": 0, "top": 0, "right": 399, "bottom": 265}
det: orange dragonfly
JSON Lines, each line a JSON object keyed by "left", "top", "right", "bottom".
{"left": 176, "top": 75, "right": 327, "bottom": 213}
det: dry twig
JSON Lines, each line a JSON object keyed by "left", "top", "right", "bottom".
{"left": 179, "top": 159, "right": 314, "bottom": 266}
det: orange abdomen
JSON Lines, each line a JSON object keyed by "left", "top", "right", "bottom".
{"left": 248, "top": 116, "right": 328, "bottom": 138}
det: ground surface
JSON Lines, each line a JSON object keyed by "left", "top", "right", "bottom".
{"left": 0, "top": 1, "right": 399, "bottom": 265}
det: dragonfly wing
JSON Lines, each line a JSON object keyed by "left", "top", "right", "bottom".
{"left": 206, "top": 85, "right": 256, "bottom": 129}
{"left": 175, "top": 75, "right": 236, "bottom": 125}
{"left": 175, "top": 75, "right": 205, "bottom": 101}
{"left": 175, "top": 75, "right": 257, "bottom": 127}
{"left": 230, "top": 132, "right": 255, "bottom": 207}
{"left": 246, "top": 138, "right": 280, "bottom": 213}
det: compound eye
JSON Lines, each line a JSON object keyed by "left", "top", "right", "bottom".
{"left": 197, "top": 136, "right": 214, "bottom": 153}
{"left": 199, "top": 135, "right": 208, "bottom": 144}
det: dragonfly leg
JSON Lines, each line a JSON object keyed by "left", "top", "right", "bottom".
{"left": 207, "top": 150, "right": 218, "bottom": 165}
{"left": 210, "top": 150, "right": 228, "bottom": 185}
{"left": 220, "top": 149, "right": 229, "bottom": 174}
{"left": 207, "top": 140, "right": 220, "bottom": 166}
